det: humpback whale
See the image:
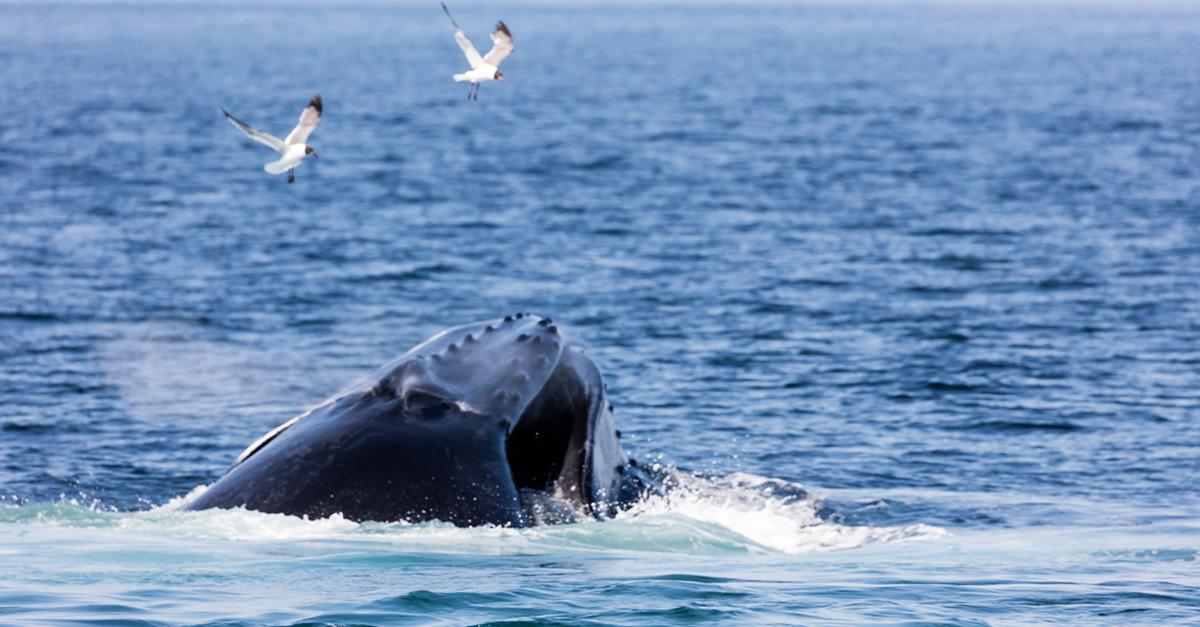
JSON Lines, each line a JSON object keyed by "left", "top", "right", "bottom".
{"left": 186, "top": 314, "right": 653, "bottom": 526}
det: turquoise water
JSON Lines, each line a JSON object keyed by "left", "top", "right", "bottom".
{"left": 1, "top": 493, "right": 1195, "bottom": 623}
{"left": 2, "top": 1, "right": 1200, "bottom": 624}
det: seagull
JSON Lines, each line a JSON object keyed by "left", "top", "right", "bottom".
{"left": 441, "top": 2, "right": 513, "bottom": 101}
{"left": 222, "top": 94, "right": 322, "bottom": 184}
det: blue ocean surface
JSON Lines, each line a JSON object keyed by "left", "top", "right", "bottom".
{"left": 2, "top": 1, "right": 1199, "bottom": 624}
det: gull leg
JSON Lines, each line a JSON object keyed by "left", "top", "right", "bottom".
{"left": 288, "top": 169, "right": 295, "bottom": 184}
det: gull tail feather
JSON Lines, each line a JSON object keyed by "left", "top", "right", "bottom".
{"left": 264, "top": 160, "right": 292, "bottom": 175}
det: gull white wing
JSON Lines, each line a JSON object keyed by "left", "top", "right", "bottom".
{"left": 223, "top": 109, "right": 286, "bottom": 153}
{"left": 442, "top": 2, "right": 484, "bottom": 69}
{"left": 284, "top": 94, "right": 322, "bottom": 146}
{"left": 454, "top": 30, "right": 484, "bottom": 69}
{"left": 482, "top": 21, "right": 513, "bottom": 67}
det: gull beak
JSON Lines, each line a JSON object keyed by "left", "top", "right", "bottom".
{"left": 311, "top": 151, "right": 320, "bottom": 159}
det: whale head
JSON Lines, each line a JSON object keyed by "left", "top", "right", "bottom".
{"left": 189, "top": 314, "right": 635, "bottom": 527}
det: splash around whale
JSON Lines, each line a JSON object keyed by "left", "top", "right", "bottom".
{"left": 185, "top": 314, "right": 657, "bottom": 527}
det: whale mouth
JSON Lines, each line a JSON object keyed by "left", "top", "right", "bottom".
{"left": 507, "top": 343, "right": 629, "bottom": 521}
{"left": 506, "top": 354, "right": 592, "bottom": 503}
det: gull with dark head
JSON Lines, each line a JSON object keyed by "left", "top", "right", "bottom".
{"left": 441, "top": 2, "right": 514, "bottom": 101}
{"left": 222, "top": 94, "right": 322, "bottom": 184}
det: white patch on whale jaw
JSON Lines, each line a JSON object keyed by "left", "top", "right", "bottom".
{"left": 231, "top": 414, "right": 301, "bottom": 468}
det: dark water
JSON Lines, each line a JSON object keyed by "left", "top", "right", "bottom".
{"left": 2, "top": 2, "right": 1199, "bottom": 624}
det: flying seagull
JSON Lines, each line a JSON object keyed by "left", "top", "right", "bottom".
{"left": 441, "top": 2, "right": 513, "bottom": 101}
{"left": 222, "top": 94, "right": 322, "bottom": 184}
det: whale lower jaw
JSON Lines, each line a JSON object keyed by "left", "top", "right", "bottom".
{"left": 507, "top": 346, "right": 626, "bottom": 519}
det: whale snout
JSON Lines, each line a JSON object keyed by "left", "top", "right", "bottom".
{"left": 373, "top": 313, "right": 565, "bottom": 419}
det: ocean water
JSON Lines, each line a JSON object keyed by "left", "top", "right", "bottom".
{"left": 2, "top": 1, "right": 1199, "bottom": 624}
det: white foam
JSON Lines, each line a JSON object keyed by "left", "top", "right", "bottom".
{"left": 120, "top": 507, "right": 363, "bottom": 541}
{"left": 6, "top": 474, "right": 944, "bottom": 556}
{"left": 155, "top": 484, "right": 210, "bottom": 511}
{"left": 611, "top": 472, "right": 945, "bottom": 554}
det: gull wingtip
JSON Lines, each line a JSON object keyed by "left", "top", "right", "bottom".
{"left": 441, "top": 1, "right": 461, "bottom": 29}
